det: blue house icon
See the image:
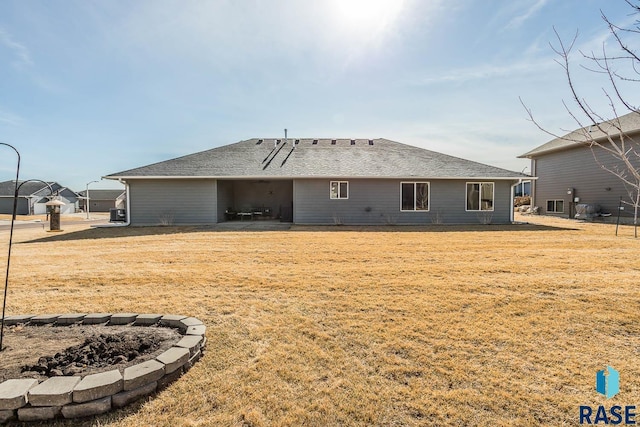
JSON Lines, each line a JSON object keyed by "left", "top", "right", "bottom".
{"left": 596, "top": 366, "right": 620, "bottom": 399}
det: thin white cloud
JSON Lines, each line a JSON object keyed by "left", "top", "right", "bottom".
{"left": 0, "top": 26, "right": 62, "bottom": 93}
{"left": 413, "top": 56, "right": 556, "bottom": 86}
{"left": 506, "top": 0, "right": 549, "bottom": 30}
{"left": 0, "top": 27, "right": 33, "bottom": 68}
{"left": 0, "top": 107, "right": 24, "bottom": 126}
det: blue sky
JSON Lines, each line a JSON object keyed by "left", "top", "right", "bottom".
{"left": 0, "top": 0, "right": 638, "bottom": 191}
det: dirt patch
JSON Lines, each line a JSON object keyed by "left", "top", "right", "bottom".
{"left": 0, "top": 324, "right": 182, "bottom": 382}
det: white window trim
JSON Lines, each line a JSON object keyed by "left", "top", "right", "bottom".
{"left": 546, "top": 199, "right": 565, "bottom": 213}
{"left": 400, "top": 182, "right": 430, "bottom": 212}
{"left": 330, "top": 181, "right": 349, "bottom": 199}
{"left": 465, "top": 182, "right": 495, "bottom": 212}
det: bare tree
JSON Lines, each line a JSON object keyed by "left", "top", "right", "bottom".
{"left": 522, "top": 0, "right": 640, "bottom": 237}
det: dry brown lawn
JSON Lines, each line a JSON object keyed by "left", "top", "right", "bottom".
{"left": 0, "top": 214, "right": 638, "bottom": 426}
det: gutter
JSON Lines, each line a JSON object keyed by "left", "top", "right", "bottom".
{"left": 520, "top": 127, "right": 640, "bottom": 159}
{"left": 104, "top": 175, "right": 534, "bottom": 181}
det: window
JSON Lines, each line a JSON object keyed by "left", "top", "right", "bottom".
{"left": 401, "top": 182, "right": 429, "bottom": 211}
{"left": 466, "top": 182, "right": 494, "bottom": 211}
{"left": 330, "top": 181, "right": 348, "bottom": 199}
{"left": 547, "top": 199, "right": 564, "bottom": 213}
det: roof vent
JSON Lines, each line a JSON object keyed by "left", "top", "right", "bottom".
{"left": 368, "top": 140, "right": 374, "bottom": 145}
{"left": 350, "top": 139, "right": 355, "bottom": 145}
{"left": 256, "top": 139, "right": 263, "bottom": 145}
{"left": 295, "top": 139, "right": 300, "bottom": 144}
{"left": 312, "top": 139, "right": 318, "bottom": 145}
{"left": 331, "top": 139, "right": 336, "bottom": 145}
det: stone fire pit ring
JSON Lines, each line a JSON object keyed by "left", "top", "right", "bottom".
{"left": 0, "top": 313, "right": 206, "bottom": 424}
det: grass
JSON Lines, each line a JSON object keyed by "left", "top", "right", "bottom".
{"left": 0, "top": 214, "right": 639, "bottom": 426}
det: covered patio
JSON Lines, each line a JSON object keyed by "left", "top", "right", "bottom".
{"left": 216, "top": 179, "right": 293, "bottom": 222}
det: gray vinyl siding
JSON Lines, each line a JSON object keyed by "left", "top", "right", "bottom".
{"left": 128, "top": 179, "right": 217, "bottom": 225}
{"left": 293, "top": 179, "right": 514, "bottom": 225}
{"left": 86, "top": 200, "right": 117, "bottom": 212}
{"left": 533, "top": 146, "right": 636, "bottom": 218}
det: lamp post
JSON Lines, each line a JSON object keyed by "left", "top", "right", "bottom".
{"left": 85, "top": 180, "right": 99, "bottom": 219}
{"left": 0, "top": 142, "right": 20, "bottom": 352}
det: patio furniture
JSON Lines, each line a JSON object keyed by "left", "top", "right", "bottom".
{"left": 224, "top": 208, "right": 237, "bottom": 221}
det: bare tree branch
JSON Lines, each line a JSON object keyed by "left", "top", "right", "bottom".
{"left": 523, "top": 4, "right": 640, "bottom": 235}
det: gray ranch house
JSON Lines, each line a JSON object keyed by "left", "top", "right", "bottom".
{"left": 520, "top": 111, "right": 640, "bottom": 220}
{"left": 0, "top": 180, "right": 79, "bottom": 215}
{"left": 77, "top": 189, "right": 126, "bottom": 212}
{"left": 104, "top": 138, "right": 528, "bottom": 226}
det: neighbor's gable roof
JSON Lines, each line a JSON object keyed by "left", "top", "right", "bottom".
{"left": 0, "top": 180, "right": 59, "bottom": 197}
{"left": 519, "top": 111, "right": 640, "bottom": 159}
{"left": 77, "top": 189, "right": 125, "bottom": 199}
{"left": 105, "top": 138, "right": 526, "bottom": 180}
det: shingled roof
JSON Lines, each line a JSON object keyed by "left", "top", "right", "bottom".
{"left": 77, "top": 189, "right": 125, "bottom": 199}
{"left": 519, "top": 111, "right": 640, "bottom": 159}
{"left": 105, "top": 138, "right": 525, "bottom": 180}
{"left": 0, "top": 180, "right": 59, "bottom": 197}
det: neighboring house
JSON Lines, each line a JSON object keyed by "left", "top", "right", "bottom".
{"left": 0, "top": 181, "right": 79, "bottom": 215}
{"left": 519, "top": 111, "right": 640, "bottom": 220}
{"left": 104, "top": 138, "right": 529, "bottom": 226}
{"left": 77, "top": 189, "right": 126, "bottom": 212}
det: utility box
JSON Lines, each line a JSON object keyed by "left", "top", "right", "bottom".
{"left": 109, "top": 208, "right": 126, "bottom": 222}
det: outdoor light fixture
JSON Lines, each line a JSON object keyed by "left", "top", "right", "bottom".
{"left": 86, "top": 180, "right": 99, "bottom": 219}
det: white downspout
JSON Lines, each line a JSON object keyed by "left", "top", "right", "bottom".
{"left": 530, "top": 159, "right": 536, "bottom": 210}
{"left": 511, "top": 180, "right": 521, "bottom": 223}
{"left": 121, "top": 179, "right": 131, "bottom": 226}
